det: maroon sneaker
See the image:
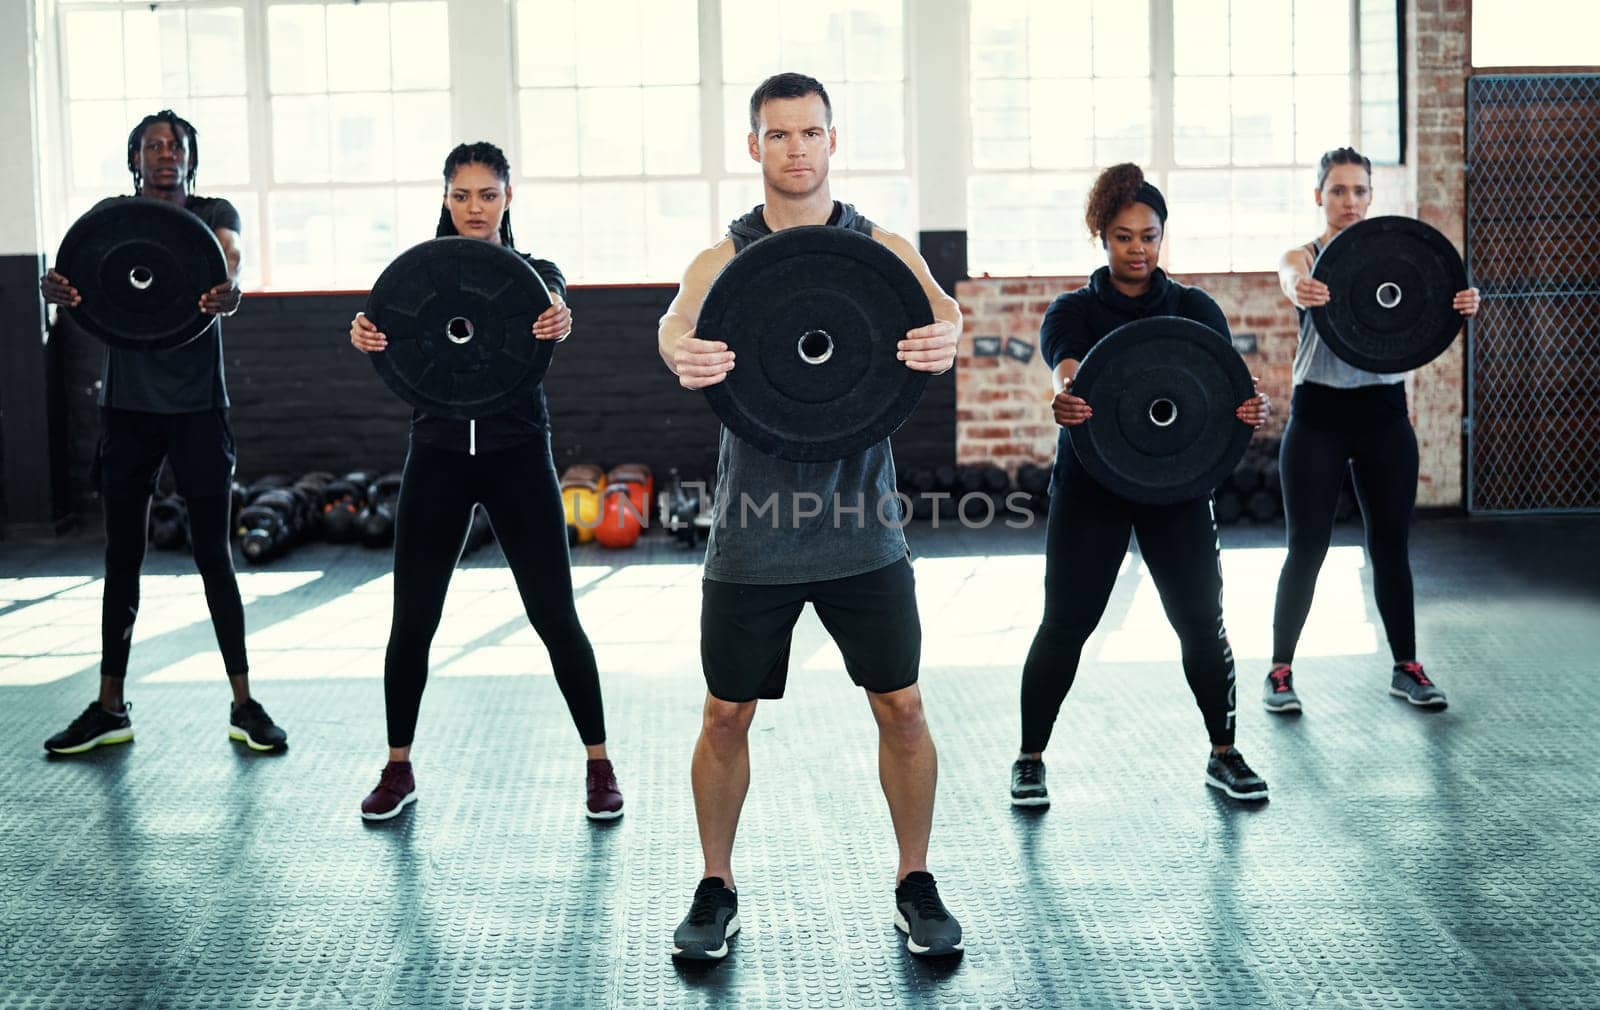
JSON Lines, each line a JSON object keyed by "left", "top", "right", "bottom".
{"left": 360, "top": 761, "right": 417, "bottom": 821}
{"left": 585, "top": 758, "right": 623, "bottom": 821}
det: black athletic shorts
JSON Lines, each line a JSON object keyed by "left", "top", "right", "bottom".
{"left": 700, "top": 558, "right": 921, "bottom": 702}
{"left": 97, "top": 408, "right": 236, "bottom": 499}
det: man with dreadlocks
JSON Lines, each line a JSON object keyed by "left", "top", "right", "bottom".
{"left": 39, "top": 109, "right": 288, "bottom": 756}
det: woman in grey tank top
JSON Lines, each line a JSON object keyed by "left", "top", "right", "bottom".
{"left": 1263, "top": 147, "right": 1480, "bottom": 717}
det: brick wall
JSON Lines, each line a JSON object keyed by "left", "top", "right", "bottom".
{"left": 953, "top": 3, "right": 1474, "bottom": 506}
{"left": 54, "top": 285, "right": 955, "bottom": 514}
{"left": 1409, "top": 0, "right": 1471, "bottom": 506}
{"left": 954, "top": 272, "right": 1298, "bottom": 471}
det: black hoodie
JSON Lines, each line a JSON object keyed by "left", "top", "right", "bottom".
{"left": 1039, "top": 266, "right": 1232, "bottom": 463}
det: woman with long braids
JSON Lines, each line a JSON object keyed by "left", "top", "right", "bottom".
{"left": 1009, "top": 164, "right": 1272, "bottom": 808}
{"left": 1262, "top": 147, "right": 1479, "bottom": 714}
{"left": 348, "top": 142, "right": 622, "bottom": 822}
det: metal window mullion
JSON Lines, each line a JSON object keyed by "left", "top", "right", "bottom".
{"left": 1151, "top": 0, "right": 1175, "bottom": 261}
{"left": 1350, "top": 0, "right": 1362, "bottom": 149}
{"left": 699, "top": 0, "right": 724, "bottom": 248}
{"left": 244, "top": 0, "right": 274, "bottom": 288}
{"left": 1151, "top": 0, "right": 1175, "bottom": 184}
{"left": 55, "top": 2, "right": 81, "bottom": 230}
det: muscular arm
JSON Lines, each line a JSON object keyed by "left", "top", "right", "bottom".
{"left": 872, "top": 227, "right": 961, "bottom": 375}
{"left": 658, "top": 239, "right": 737, "bottom": 387}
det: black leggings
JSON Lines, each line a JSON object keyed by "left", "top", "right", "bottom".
{"left": 102, "top": 491, "right": 248, "bottom": 679}
{"left": 1020, "top": 454, "right": 1238, "bottom": 753}
{"left": 98, "top": 408, "right": 247, "bottom": 680}
{"left": 383, "top": 437, "right": 605, "bottom": 749}
{"left": 1272, "top": 382, "right": 1418, "bottom": 666}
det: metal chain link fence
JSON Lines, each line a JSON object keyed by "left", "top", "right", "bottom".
{"left": 1466, "top": 73, "right": 1600, "bottom": 514}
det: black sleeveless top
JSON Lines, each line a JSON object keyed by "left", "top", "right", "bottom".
{"left": 703, "top": 202, "right": 910, "bottom": 585}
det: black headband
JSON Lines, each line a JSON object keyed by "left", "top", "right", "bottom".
{"left": 1135, "top": 181, "right": 1168, "bottom": 223}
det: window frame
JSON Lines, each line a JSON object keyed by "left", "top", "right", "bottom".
{"left": 54, "top": 0, "right": 459, "bottom": 292}
{"left": 49, "top": 0, "right": 1403, "bottom": 287}
{"left": 964, "top": 0, "right": 1406, "bottom": 276}
{"left": 507, "top": 0, "right": 918, "bottom": 283}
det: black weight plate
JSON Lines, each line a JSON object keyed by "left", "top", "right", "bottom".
{"left": 1068, "top": 316, "right": 1256, "bottom": 506}
{"left": 366, "top": 237, "right": 554, "bottom": 420}
{"left": 54, "top": 198, "right": 228, "bottom": 351}
{"left": 1310, "top": 215, "right": 1468, "bottom": 372}
{"left": 698, "top": 226, "right": 934, "bottom": 462}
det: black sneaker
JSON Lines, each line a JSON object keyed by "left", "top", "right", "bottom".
{"left": 1205, "top": 748, "right": 1269, "bottom": 802}
{"left": 672, "top": 877, "right": 739, "bottom": 960}
{"left": 44, "top": 701, "right": 134, "bottom": 755}
{"left": 1263, "top": 664, "right": 1302, "bottom": 713}
{"left": 1010, "top": 757, "right": 1049, "bottom": 807}
{"left": 1389, "top": 661, "right": 1448, "bottom": 709}
{"left": 229, "top": 698, "right": 288, "bottom": 751}
{"left": 894, "top": 871, "right": 964, "bottom": 956}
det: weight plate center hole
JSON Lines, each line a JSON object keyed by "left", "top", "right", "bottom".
{"left": 1376, "top": 282, "right": 1403, "bottom": 309}
{"left": 128, "top": 266, "right": 154, "bottom": 291}
{"left": 1149, "top": 397, "right": 1178, "bottom": 428}
{"left": 446, "top": 316, "right": 475, "bottom": 344}
{"left": 798, "top": 329, "right": 834, "bottom": 365}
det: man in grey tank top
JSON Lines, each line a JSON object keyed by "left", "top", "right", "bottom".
{"left": 657, "top": 73, "right": 965, "bottom": 961}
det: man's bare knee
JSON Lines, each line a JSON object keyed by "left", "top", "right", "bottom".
{"left": 867, "top": 685, "right": 926, "bottom": 745}
{"left": 701, "top": 695, "right": 758, "bottom": 749}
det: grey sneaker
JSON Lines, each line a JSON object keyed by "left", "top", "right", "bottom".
{"left": 894, "top": 871, "right": 964, "bottom": 956}
{"left": 1389, "top": 661, "right": 1448, "bottom": 708}
{"left": 1263, "top": 664, "right": 1302, "bottom": 713}
{"left": 672, "top": 877, "right": 739, "bottom": 960}
{"left": 1205, "top": 748, "right": 1269, "bottom": 802}
{"left": 1010, "top": 757, "right": 1049, "bottom": 807}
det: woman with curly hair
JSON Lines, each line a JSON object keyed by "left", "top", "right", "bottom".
{"left": 1008, "top": 163, "right": 1272, "bottom": 808}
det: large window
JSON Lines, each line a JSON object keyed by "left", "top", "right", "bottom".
{"left": 59, "top": 4, "right": 258, "bottom": 285}
{"left": 968, "top": 0, "right": 1405, "bottom": 276}
{"left": 265, "top": 2, "right": 452, "bottom": 289}
{"left": 1358, "top": 0, "right": 1402, "bottom": 163}
{"left": 512, "top": 0, "right": 707, "bottom": 283}
{"left": 968, "top": 0, "right": 1150, "bottom": 276}
{"left": 715, "top": 0, "right": 912, "bottom": 244}
{"left": 57, "top": 0, "right": 449, "bottom": 291}
{"left": 513, "top": 0, "right": 912, "bottom": 283}
{"left": 52, "top": 0, "right": 1403, "bottom": 287}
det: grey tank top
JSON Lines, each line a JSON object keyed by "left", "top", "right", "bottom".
{"left": 702, "top": 203, "right": 910, "bottom": 585}
{"left": 1294, "top": 238, "right": 1404, "bottom": 389}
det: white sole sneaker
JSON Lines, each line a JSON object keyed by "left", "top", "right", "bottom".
{"left": 360, "top": 792, "right": 417, "bottom": 822}
{"left": 1205, "top": 774, "right": 1270, "bottom": 802}
{"left": 47, "top": 727, "right": 134, "bottom": 755}
{"left": 1010, "top": 794, "right": 1050, "bottom": 808}
{"left": 893, "top": 911, "right": 965, "bottom": 955}
{"left": 1388, "top": 686, "right": 1448, "bottom": 709}
{"left": 1263, "top": 697, "right": 1302, "bottom": 713}
{"left": 672, "top": 913, "right": 740, "bottom": 959}
{"left": 585, "top": 806, "right": 623, "bottom": 821}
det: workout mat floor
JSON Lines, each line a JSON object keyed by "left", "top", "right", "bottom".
{"left": 1, "top": 516, "right": 1597, "bottom": 1010}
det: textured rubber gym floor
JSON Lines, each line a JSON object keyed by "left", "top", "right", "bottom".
{"left": 1, "top": 515, "right": 1596, "bottom": 1009}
